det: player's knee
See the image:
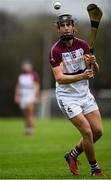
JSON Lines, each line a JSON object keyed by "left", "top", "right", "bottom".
{"left": 83, "top": 128, "right": 93, "bottom": 140}
{"left": 95, "top": 128, "right": 104, "bottom": 139}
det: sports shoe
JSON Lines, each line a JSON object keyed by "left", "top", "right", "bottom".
{"left": 92, "top": 169, "right": 104, "bottom": 176}
{"left": 64, "top": 153, "right": 78, "bottom": 176}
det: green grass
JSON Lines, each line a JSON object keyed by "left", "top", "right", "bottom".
{"left": 0, "top": 118, "right": 111, "bottom": 179}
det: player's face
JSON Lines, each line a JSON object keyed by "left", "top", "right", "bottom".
{"left": 58, "top": 21, "right": 74, "bottom": 36}
{"left": 22, "top": 63, "right": 32, "bottom": 72}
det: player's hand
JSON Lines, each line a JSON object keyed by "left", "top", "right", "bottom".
{"left": 84, "top": 54, "right": 99, "bottom": 73}
{"left": 84, "top": 54, "right": 96, "bottom": 64}
{"left": 83, "top": 69, "right": 94, "bottom": 79}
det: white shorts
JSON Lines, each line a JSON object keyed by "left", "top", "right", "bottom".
{"left": 56, "top": 93, "right": 98, "bottom": 119}
{"left": 19, "top": 97, "right": 35, "bottom": 109}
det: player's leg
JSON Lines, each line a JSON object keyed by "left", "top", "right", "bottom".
{"left": 65, "top": 113, "right": 96, "bottom": 175}
{"left": 84, "top": 110, "right": 104, "bottom": 176}
{"left": 73, "top": 110, "right": 103, "bottom": 152}
{"left": 85, "top": 110, "right": 103, "bottom": 142}
{"left": 23, "top": 103, "right": 35, "bottom": 135}
{"left": 69, "top": 110, "right": 104, "bottom": 176}
{"left": 71, "top": 95, "right": 103, "bottom": 156}
{"left": 71, "top": 113, "right": 96, "bottom": 161}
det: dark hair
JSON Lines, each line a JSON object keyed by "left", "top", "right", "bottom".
{"left": 22, "top": 59, "right": 32, "bottom": 66}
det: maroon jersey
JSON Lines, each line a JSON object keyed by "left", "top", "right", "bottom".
{"left": 49, "top": 37, "right": 90, "bottom": 74}
{"left": 18, "top": 71, "right": 40, "bottom": 90}
{"left": 49, "top": 38, "right": 91, "bottom": 98}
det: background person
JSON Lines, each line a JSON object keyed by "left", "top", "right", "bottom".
{"left": 49, "top": 14, "right": 104, "bottom": 176}
{"left": 14, "top": 60, "right": 40, "bottom": 135}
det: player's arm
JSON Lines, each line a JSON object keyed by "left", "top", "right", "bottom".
{"left": 14, "top": 83, "right": 21, "bottom": 104}
{"left": 34, "top": 81, "right": 49, "bottom": 103}
{"left": 34, "top": 81, "right": 41, "bottom": 103}
{"left": 33, "top": 72, "right": 41, "bottom": 103}
{"left": 52, "top": 63, "right": 93, "bottom": 84}
{"left": 92, "top": 62, "right": 100, "bottom": 73}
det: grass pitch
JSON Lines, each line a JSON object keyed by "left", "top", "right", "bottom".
{"left": 0, "top": 118, "right": 111, "bottom": 179}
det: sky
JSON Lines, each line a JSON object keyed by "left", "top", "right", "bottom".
{"left": 0, "top": 0, "right": 110, "bottom": 20}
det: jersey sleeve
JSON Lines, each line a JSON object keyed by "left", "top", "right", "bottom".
{"left": 33, "top": 72, "right": 40, "bottom": 83}
{"left": 49, "top": 45, "right": 62, "bottom": 67}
